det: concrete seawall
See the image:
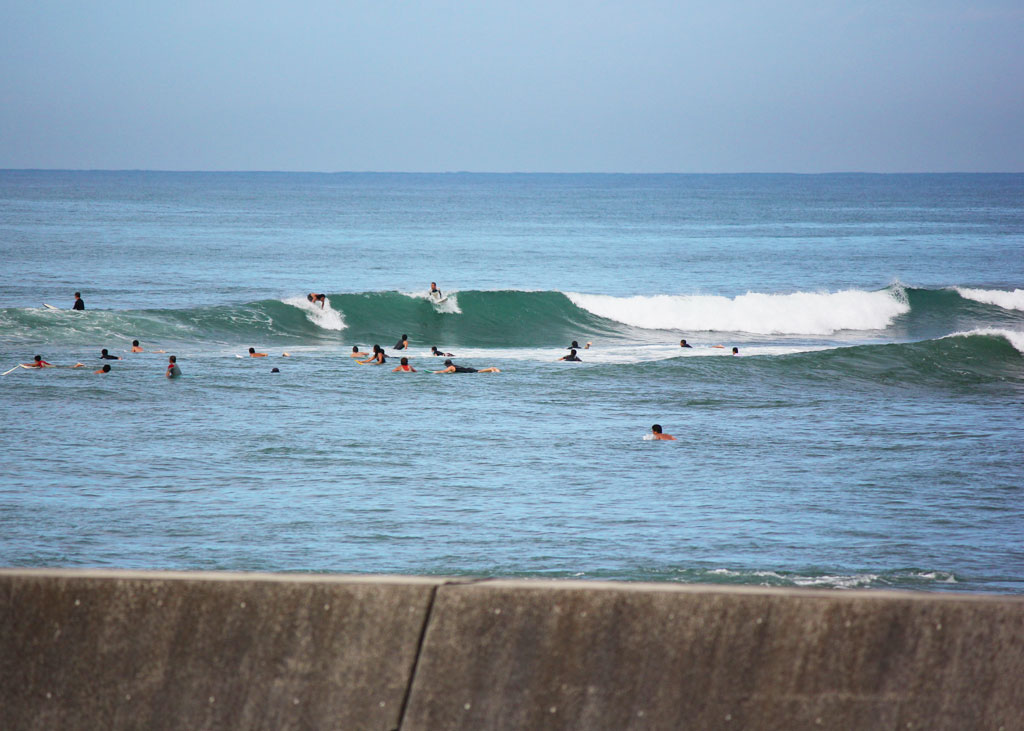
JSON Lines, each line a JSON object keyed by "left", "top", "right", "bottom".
{"left": 1, "top": 570, "right": 1022, "bottom": 730}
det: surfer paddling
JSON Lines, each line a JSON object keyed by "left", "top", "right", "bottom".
{"left": 131, "top": 340, "right": 165, "bottom": 353}
{"left": 433, "top": 359, "right": 500, "bottom": 374}
{"left": 18, "top": 355, "right": 84, "bottom": 369}
{"left": 568, "top": 340, "right": 591, "bottom": 350}
{"left": 100, "top": 349, "right": 121, "bottom": 360}
{"left": 94, "top": 364, "right": 112, "bottom": 374}
{"left": 559, "top": 349, "right": 582, "bottom": 362}
{"left": 350, "top": 346, "right": 369, "bottom": 358}
{"left": 248, "top": 347, "right": 268, "bottom": 358}
{"left": 392, "top": 357, "right": 416, "bottom": 373}
{"left": 649, "top": 424, "right": 676, "bottom": 441}
{"left": 358, "top": 345, "right": 388, "bottom": 365}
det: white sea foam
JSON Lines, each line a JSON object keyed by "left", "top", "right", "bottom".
{"left": 566, "top": 288, "right": 909, "bottom": 335}
{"left": 946, "top": 328, "right": 1024, "bottom": 354}
{"left": 283, "top": 297, "right": 347, "bottom": 331}
{"left": 954, "top": 287, "right": 1024, "bottom": 312}
{"left": 406, "top": 343, "right": 829, "bottom": 365}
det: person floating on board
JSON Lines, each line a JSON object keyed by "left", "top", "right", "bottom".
{"left": 248, "top": 347, "right": 268, "bottom": 358}
{"left": 100, "top": 349, "right": 121, "bottom": 360}
{"left": 72, "top": 292, "right": 84, "bottom": 310}
{"left": 393, "top": 334, "right": 409, "bottom": 351}
{"left": 392, "top": 357, "right": 416, "bottom": 373}
{"left": 429, "top": 282, "right": 442, "bottom": 300}
{"left": 433, "top": 359, "right": 500, "bottom": 374}
{"left": 651, "top": 421, "right": 675, "bottom": 438}
{"left": 680, "top": 339, "right": 692, "bottom": 348}
{"left": 568, "top": 340, "right": 591, "bottom": 350}
{"left": 22, "top": 355, "right": 54, "bottom": 368}
{"left": 350, "top": 345, "right": 369, "bottom": 358}
{"left": 166, "top": 355, "right": 181, "bottom": 378}
{"left": 94, "top": 364, "right": 111, "bottom": 374}
{"left": 130, "top": 340, "right": 165, "bottom": 353}
{"left": 559, "top": 349, "right": 582, "bottom": 362}
{"left": 307, "top": 293, "right": 326, "bottom": 309}
{"left": 358, "top": 345, "right": 388, "bottom": 365}
{"left": 430, "top": 346, "right": 454, "bottom": 357}
{"left": 732, "top": 347, "right": 740, "bottom": 355}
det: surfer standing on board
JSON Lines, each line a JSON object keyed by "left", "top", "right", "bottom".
{"left": 72, "top": 292, "right": 84, "bottom": 310}
{"left": 307, "top": 293, "right": 326, "bottom": 309}
{"left": 429, "top": 282, "right": 442, "bottom": 301}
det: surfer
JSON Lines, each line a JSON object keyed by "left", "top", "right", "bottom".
{"left": 94, "top": 364, "right": 111, "bottom": 374}
{"left": 131, "top": 340, "right": 144, "bottom": 353}
{"left": 732, "top": 347, "right": 740, "bottom": 355}
{"left": 392, "top": 357, "right": 416, "bottom": 373}
{"left": 350, "top": 345, "right": 369, "bottom": 358}
{"left": 429, "top": 282, "right": 442, "bottom": 300}
{"left": 100, "top": 349, "right": 121, "bottom": 360}
{"left": 434, "top": 359, "right": 500, "bottom": 374}
{"left": 394, "top": 334, "right": 409, "bottom": 351}
{"left": 22, "top": 355, "right": 54, "bottom": 368}
{"left": 559, "top": 349, "right": 582, "bottom": 362}
{"left": 358, "top": 345, "right": 388, "bottom": 365}
{"left": 166, "top": 355, "right": 181, "bottom": 378}
{"left": 568, "top": 340, "right": 591, "bottom": 350}
{"left": 680, "top": 339, "right": 692, "bottom": 348}
{"left": 430, "top": 346, "right": 454, "bottom": 357}
{"left": 307, "top": 293, "right": 326, "bottom": 309}
{"left": 248, "top": 347, "right": 268, "bottom": 358}
{"left": 72, "top": 292, "right": 84, "bottom": 310}
{"left": 649, "top": 424, "right": 676, "bottom": 441}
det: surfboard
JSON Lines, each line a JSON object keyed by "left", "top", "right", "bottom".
{"left": 430, "top": 295, "right": 449, "bottom": 305}
{"left": 42, "top": 303, "right": 59, "bottom": 310}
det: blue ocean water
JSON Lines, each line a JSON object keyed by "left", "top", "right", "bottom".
{"left": 1, "top": 171, "right": 1022, "bottom": 593}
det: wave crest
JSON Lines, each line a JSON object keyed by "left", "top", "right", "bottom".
{"left": 955, "top": 287, "right": 1024, "bottom": 312}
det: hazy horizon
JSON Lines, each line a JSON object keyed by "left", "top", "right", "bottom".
{"left": 2, "top": 1, "right": 1022, "bottom": 173}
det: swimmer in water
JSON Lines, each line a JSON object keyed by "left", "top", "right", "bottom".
{"left": 165, "top": 355, "right": 181, "bottom": 378}
{"left": 568, "top": 340, "right": 591, "bottom": 350}
{"left": 650, "top": 424, "right": 676, "bottom": 441}
{"left": 350, "top": 345, "right": 369, "bottom": 358}
{"left": 433, "top": 359, "right": 500, "bottom": 374}
{"left": 392, "top": 357, "right": 416, "bottom": 373}
{"left": 248, "top": 347, "right": 268, "bottom": 358}
{"left": 732, "top": 347, "right": 739, "bottom": 355}
{"left": 99, "top": 348, "right": 121, "bottom": 360}
{"left": 307, "top": 293, "right": 326, "bottom": 309}
{"left": 358, "top": 345, "right": 388, "bottom": 365}
{"left": 430, "top": 346, "right": 454, "bottom": 357}
{"left": 94, "top": 364, "right": 111, "bottom": 374}
{"left": 680, "top": 339, "right": 692, "bottom": 348}
{"left": 394, "top": 334, "right": 409, "bottom": 351}
{"left": 22, "top": 355, "right": 54, "bottom": 368}
{"left": 559, "top": 349, "right": 582, "bottom": 362}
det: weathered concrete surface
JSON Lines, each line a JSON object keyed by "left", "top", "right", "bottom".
{"left": 0, "top": 570, "right": 440, "bottom": 731}
{"left": 2, "top": 571, "right": 1023, "bottom": 731}
{"left": 403, "top": 580, "right": 1024, "bottom": 731}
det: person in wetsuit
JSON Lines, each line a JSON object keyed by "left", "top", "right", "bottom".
{"left": 72, "top": 292, "right": 84, "bottom": 310}
{"left": 100, "top": 349, "right": 121, "bottom": 360}
{"left": 680, "top": 339, "right": 692, "bottom": 348}
{"left": 559, "top": 349, "right": 582, "bottom": 362}
{"left": 358, "top": 345, "right": 388, "bottom": 365}
{"left": 429, "top": 282, "right": 442, "bottom": 300}
{"left": 166, "top": 355, "right": 181, "bottom": 378}
{"left": 394, "top": 334, "right": 409, "bottom": 350}
{"left": 430, "top": 346, "right": 454, "bottom": 357}
{"left": 434, "top": 359, "right": 500, "bottom": 374}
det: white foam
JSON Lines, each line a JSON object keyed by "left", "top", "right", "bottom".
{"left": 282, "top": 297, "right": 347, "bottom": 331}
{"left": 406, "top": 343, "right": 829, "bottom": 365}
{"left": 566, "top": 288, "right": 909, "bottom": 335}
{"left": 946, "top": 328, "right": 1024, "bottom": 354}
{"left": 954, "top": 287, "right": 1024, "bottom": 312}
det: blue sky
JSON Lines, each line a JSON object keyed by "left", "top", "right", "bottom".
{"left": 1, "top": 0, "right": 1021, "bottom": 172}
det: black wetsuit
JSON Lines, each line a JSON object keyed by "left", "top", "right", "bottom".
{"left": 451, "top": 365, "right": 477, "bottom": 373}
{"left": 99, "top": 353, "right": 119, "bottom": 360}
{"left": 394, "top": 340, "right": 406, "bottom": 350}
{"left": 73, "top": 299, "right": 84, "bottom": 310}
{"left": 562, "top": 354, "right": 582, "bottom": 362}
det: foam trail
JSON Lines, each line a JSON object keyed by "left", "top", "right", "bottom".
{"left": 954, "top": 287, "right": 1024, "bottom": 312}
{"left": 282, "top": 297, "right": 346, "bottom": 331}
{"left": 566, "top": 288, "right": 909, "bottom": 335}
{"left": 947, "top": 328, "right": 1024, "bottom": 354}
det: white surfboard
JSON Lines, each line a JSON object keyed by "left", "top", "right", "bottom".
{"left": 42, "top": 303, "right": 59, "bottom": 310}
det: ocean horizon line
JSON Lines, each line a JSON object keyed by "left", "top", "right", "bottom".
{"left": 3, "top": 168, "right": 1023, "bottom": 177}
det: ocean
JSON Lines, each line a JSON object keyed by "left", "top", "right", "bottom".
{"left": 1, "top": 171, "right": 1022, "bottom": 594}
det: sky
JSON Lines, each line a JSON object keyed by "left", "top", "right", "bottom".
{"left": 1, "top": 0, "right": 1022, "bottom": 173}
